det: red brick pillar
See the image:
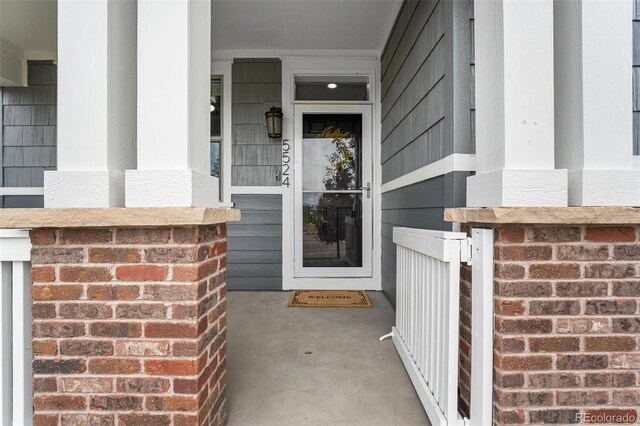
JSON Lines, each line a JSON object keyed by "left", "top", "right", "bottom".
{"left": 30, "top": 225, "right": 228, "bottom": 426}
{"left": 493, "top": 225, "right": 639, "bottom": 425}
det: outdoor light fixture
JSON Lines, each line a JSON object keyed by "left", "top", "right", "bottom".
{"left": 265, "top": 106, "right": 283, "bottom": 138}
{"left": 327, "top": 83, "right": 337, "bottom": 89}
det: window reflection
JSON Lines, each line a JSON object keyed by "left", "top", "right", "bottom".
{"left": 210, "top": 77, "right": 222, "bottom": 194}
{"left": 302, "top": 114, "right": 363, "bottom": 268}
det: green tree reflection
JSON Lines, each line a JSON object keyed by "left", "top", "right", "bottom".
{"left": 313, "top": 127, "right": 357, "bottom": 249}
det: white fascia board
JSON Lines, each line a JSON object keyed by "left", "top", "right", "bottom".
{"left": 381, "top": 154, "right": 476, "bottom": 194}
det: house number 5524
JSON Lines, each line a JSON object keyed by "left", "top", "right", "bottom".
{"left": 281, "top": 139, "right": 291, "bottom": 188}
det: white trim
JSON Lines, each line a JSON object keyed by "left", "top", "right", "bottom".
{"left": 381, "top": 154, "right": 477, "bottom": 193}
{"left": 286, "top": 277, "right": 377, "bottom": 291}
{"left": 45, "top": 171, "right": 125, "bottom": 208}
{"left": 294, "top": 100, "right": 373, "bottom": 106}
{"left": 0, "top": 187, "right": 44, "bottom": 197}
{"left": 469, "top": 228, "right": 495, "bottom": 426}
{"left": 12, "top": 260, "right": 32, "bottom": 426}
{"left": 392, "top": 330, "right": 448, "bottom": 426}
{"left": 212, "top": 60, "right": 233, "bottom": 205}
{"left": 212, "top": 50, "right": 379, "bottom": 61}
{"left": 24, "top": 50, "right": 57, "bottom": 62}
{"left": 0, "top": 230, "right": 32, "bottom": 425}
{"left": 568, "top": 169, "right": 640, "bottom": 207}
{"left": 466, "top": 169, "right": 568, "bottom": 207}
{"left": 230, "top": 186, "right": 283, "bottom": 195}
{"left": 125, "top": 170, "right": 219, "bottom": 207}
{"left": 0, "top": 261, "right": 10, "bottom": 425}
{"left": 633, "top": 155, "right": 640, "bottom": 170}
{"left": 472, "top": 0, "right": 564, "bottom": 207}
{"left": 0, "top": 230, "right": 31, "bottom": 261}
{"left": 281, "top": 57, "right": 381, "bottom": 291}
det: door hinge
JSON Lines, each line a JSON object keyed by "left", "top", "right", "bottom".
{"left": 461, "top": 237, "right": 473, "bottom": 265}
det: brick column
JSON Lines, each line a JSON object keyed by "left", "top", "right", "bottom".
{"left": 492, "top": 225, "right": 639, "bottom": 425}
{"left": 30, "top": 225, "right": 228, "bottom": 426}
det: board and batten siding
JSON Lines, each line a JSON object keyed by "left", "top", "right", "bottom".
{"left": 1, "top": 61, "right": 57, "bottom": 208}
{"left": 231, "top": 58, "right": 282, "bottom": 186}
{"left": 227, "top": 194, "right": 283, "bottom": 290}
{"left": 380, "top": 0, "right": 473, "bottom": 306}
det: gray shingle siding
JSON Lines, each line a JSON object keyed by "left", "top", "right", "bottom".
{"left": 231, "top": 59, "right": 282, "bottom": 186}
{"left": 1, "top": 61, "right": 57, "bottom": 208}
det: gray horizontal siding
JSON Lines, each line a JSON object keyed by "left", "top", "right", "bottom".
{"left": 634, "top": 1, "right": 640, "bottom": 154}
{"left": 227, "top": 194, "right": 283, "bottom": 290}
{"left": 2, "top": 61, "right": 57, "bottom": 198}
{"left": 231, "top": 59, "right": 282, "bottom": 186}
{"left": 1, "top": 195, "right": 44, "bottom": 208}
{"left": 470, "top": 0, "right": 475, "bottom": 152}
{"left": 381, "top": 0, "right": 445, "bottom": 184}
{"left": 380, "top": 172, "right": 469, "bottom": 306}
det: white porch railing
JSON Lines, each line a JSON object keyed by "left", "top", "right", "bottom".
{"left": 385, "top": 227, "right": 493, "bottom": 426}
{"left": 0, "top": 230, "right": 33, "bottom": 426}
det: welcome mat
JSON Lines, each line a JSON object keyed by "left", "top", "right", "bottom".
{"left": 288, "top": 290, "right": 372, "bottom": 308}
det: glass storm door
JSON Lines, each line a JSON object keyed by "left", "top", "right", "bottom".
{"left": 294, "top": 104, "right": 372, "bottom": 278}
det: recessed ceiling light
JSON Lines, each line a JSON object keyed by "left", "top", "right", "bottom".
{"left": 327, "top": 83, "right": 337, "bottom": 89}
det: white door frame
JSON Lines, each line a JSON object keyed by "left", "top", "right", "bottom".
{"left": 293, "top": 103, "right": 373, "bottom": 278}
{"left": 281, "top": 57, "right": 382, "bottom": 290}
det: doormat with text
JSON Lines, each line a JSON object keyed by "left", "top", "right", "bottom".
{"left": 287, "top": 290, "right": 372, "bottom": 308}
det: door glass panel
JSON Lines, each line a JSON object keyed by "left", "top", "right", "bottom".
{"left": 302, "top": 193, "right": 362, "bottom": 267}
{"left": 302, "top": 114, "right": 362, "bottom": 191}
{"left": 301, "top": 114, "right": 363, "bottom": 268}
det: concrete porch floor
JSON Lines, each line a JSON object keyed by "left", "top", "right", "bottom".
{"left": 226, "top": 291, "right": 430, "bottom": 426}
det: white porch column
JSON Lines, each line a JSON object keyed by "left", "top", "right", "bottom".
{"left": 44, "top": 0, "right": 136, "bottom": 207}
{"left": 466, "top": 0, "right": 568, "bottom": 207}
{"left": 125, "top": 0, "right": 219, "bottom": 207}
{"left": 555, "top": 0, "right": 640, "bottom": 206}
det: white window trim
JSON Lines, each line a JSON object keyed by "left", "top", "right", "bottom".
{"left": 0, "top": 187, "right": 45, "bottom": 196}
{"left": 212, "top": 60, "right": 233, "bottom": 207}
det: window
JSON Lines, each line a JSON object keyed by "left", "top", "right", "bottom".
{"left": 210, "top": 76, "right": 222, "bottom": 179}
{"left": 211, "top": 61, "right": 232, "bottom": 206}
{"left": 295, "top": 76, "right": 370, "bottom": 101}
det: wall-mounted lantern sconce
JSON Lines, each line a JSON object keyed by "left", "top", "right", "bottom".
{"left": 265, "top": 107, "right": 283, "bottom": 138}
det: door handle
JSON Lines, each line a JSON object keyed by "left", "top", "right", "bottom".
{"left": 360, "top": 182, "right": 371, "bottom": 199}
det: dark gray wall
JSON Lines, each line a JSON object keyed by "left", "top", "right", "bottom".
{"left": 381, "top": 0, "right": 444, "bottom": 184}
{"left": 1, "top": 61, "right": 56, "bottom": 208}
{"left": 227, "top": 194, "right": 283, "bottom": 290}
{"left": 381, "top": 172, "right": 470, "bottom": 306}
{"left": 231, "top": 58, "right": 282, "bottom": 186}
{"left": 634, "top": 2, "right": 639, "bottom": 154}
{"left": 469, "top": 0, "right": 475, "bottom": 152}
{"left": 380, "top": 0, "right": 473, "bottom": 306}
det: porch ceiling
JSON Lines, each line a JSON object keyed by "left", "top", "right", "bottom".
{"left": 1, "top": 0, "right": 401, "bottom": 57}
{"left": 211, "top": 0, "right": 402, "bottom": 53}
{"left": 0, "top": 0, "right": 56, "bottom": 53}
